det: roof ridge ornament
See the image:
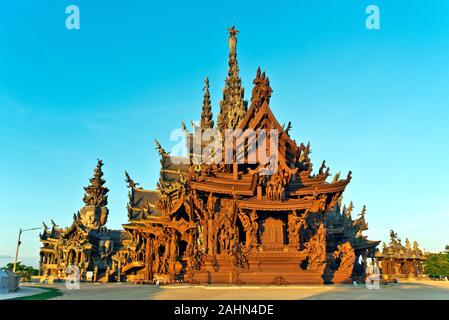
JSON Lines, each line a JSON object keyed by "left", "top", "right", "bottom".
{"left": 250, "top": 67, "right": 272, "bottom": 109}
{"left": 227, "top": 25, "right": 239, "bottom": 56}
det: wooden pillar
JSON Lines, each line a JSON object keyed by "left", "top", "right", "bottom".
{"left": 207, "top": 219, "right": 214, "bottom": 254}
{"left": 117, "top": 261, "right": 121, "bottom": 283}
{"left": 233, "top": 160, "right": 238, "bottom": 180}
{"left": 145, "top": 236, "right": 152, "bottom": 282}
{"left": 257, "top": 186, "right": 262, "bottom": 199}
{"left": 168, "top": 232, "right": 177, "bottom": 282}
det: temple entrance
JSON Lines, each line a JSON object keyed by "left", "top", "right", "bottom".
{"left": 178, "top": 240, "right": 187, "bottom": 259}
{"left": 260, "top": 216, "right": 285, "bottom": 250}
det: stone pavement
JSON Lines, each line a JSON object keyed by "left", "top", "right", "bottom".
{"left": 0, "top": 286, "right": 46, "bottom": 300}
{"left": 29, "top": 280, "right": 449, "bottom": 300}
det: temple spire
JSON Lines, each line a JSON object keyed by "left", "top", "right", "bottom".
{"left": 217, "top": 26, "right": 247, "bottom": 131}
{"left": 82, "top": 159, "right": 109, "bottom": 207}
{"left": 154, "top": 139, "right": 172, "bottom": 194}
{"left": 200, "top": 77, "right": 214, "bottom": 130}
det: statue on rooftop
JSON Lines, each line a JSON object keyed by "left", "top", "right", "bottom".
{"left": 405, "top": 238, "right": 411, "bottom": 251}
{"left": 228, "top": 25, "right": 239, "bottom": 55}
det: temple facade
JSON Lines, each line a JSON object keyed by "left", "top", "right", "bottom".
{"left": 39, "top": 27, "right": 380, "bottom": 285}
{"left": 39, "top": 160, "right": 122, "bottom": 283}
{"left": 375, "top": 230, "right": 426, "bottom": 280}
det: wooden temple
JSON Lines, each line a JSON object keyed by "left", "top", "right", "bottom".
{"left": 113, "top": 26, "right": 379, "bottom": 285}
{"left": 375, "top": 230, "right": 426, "bottom": 281}
{"left": 39, "top": 160, "right": 122, "bottom": 283}
{"left": 39, "top": 27, "right": 380, "bottom": 285}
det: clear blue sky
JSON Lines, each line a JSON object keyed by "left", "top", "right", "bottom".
{"left": 1, "top": 0, "right": 448, "bottom": 268}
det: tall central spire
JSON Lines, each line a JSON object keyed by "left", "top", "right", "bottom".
{"left": 83, "top": 159, "right": 109, "bottom": 207}
{"left": 217, "top": 26, "right": 247, "bottom": 131}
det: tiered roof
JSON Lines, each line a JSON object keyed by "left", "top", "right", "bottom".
{"left": 125, "top": 26, "right": 362, "bottom": 217}
{"left": 376, "top": 230, "right": 426, "bottom": 260}
{"left": 82, "top": 159, "right": 109, "bottom": 207}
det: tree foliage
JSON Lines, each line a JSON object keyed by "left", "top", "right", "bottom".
{"left": 425, "top": 252, "right": 449, "bottom": 278}
{"left": 3, "top": 261, "right": 39, "bottom": 282}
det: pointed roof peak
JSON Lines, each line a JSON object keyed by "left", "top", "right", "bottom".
{"left": 250, "top": 67, "right": 272, "bottom": 108}
{"left": 154, "top": 139, "right": 168, "bottom": 156}
{"left": 217, "top": 27, "right": 246, "bottom": 131}
{"left": 82, "top": 159, "right": 109, "bottom": 207}
{"left": 201, "top": 76, "right": 214, "bottom": 130}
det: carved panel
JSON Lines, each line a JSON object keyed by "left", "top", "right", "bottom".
{"left": 261, "top": 217, "right": 284, "bottom": 249}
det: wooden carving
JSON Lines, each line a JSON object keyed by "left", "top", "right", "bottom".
{"left": 38, "top": 27, "right": 380, "bottom": 285}
{"left": 333, "top": 242, "right": 355, "bottom": 273}
{"left": 304, "top": 224, "right": 327, "bottom": 271}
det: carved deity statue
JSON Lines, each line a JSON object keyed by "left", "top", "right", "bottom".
{"left": 228, "top": 26, "right": 239, "bottom": 56}
{"left": 405, "top": 238, "right": 411, "bottom": 251}
{"left": 413, "top": 241, "right": 421, "bottom": 253}
{"left": 249, "top": 210, "right": 259, "bottom": 246}
{"left": 304, "top": 224, "right": 327, "bottom": 270}
{"left": 389, "top": 230, "right": 400, "bottom": 245}
{"left": 79, "top": 205, "right": 109, "bottom": 230}
{"left": 333, "top": 242, "right": 355, "bottom": 273}
{"left": 287, "top": 211, "right": 304, "bottom": 248}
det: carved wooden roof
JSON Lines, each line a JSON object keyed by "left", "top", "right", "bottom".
{"left": 237, "top": 197, "right": 313, "bottom": 211}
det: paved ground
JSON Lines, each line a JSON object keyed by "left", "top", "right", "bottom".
{"left": 0, "top": 287, "right": 47, "bottom": 300}
{"left": 23, "top": 280, "right": 449, "bottom": 300}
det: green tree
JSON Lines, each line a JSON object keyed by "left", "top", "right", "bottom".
{"left": 425, "top": 252, "right": 449, "bottom": 278}
{"left": 3, "top": 262, "right": 39, "bottom": 282}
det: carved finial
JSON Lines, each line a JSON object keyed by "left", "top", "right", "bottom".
{"left": 227, "top": 25, "right": 239, "bottom": 57}
{"left": 405, "top": 238, "right": 411, "bottom": 250}
{"left": 154, "top": 139, "right": 168, "bottom": 156}
{"left": 347, "top": 171, "right": 352, "bottom": 180}
{"left": 346, "top": 201, "right": 354, "bottom": 219}
{"left": 332, "top": 171, "right": 341, "bottom": 183}
{"left": 180, "top": 121, "right": 187, "bottom": 132}
{"left": 285, "top": 121, "right": 292, "bottom": 135}
{"left": 360, "top": 205, "right": 366, "bottom": 218}
{"left": 319, "top": 160, "right": 326, "bottom": 175}
{"left": 82, "top": 159, "right": 109, "bottom": 207}
{"left": 250, "top": 68, "right": 273, "bottom": 108}
{"left": 200, "top": 77, "right": 214, "bottom": 130}
{"left": 228, "top": 25, "right": 239, "bottom": 38}
{"left": 389, "top": 230, "right": 399, "bottom": 244}
{"left": 217, "top": 26, "right": 247, "bottom": 131}
{"left": 155, "top": 140, "right": 173, "bottom": 194}
{"left": 337, "top": 195, "right": 343, "bottom": 209}
{"left": 413, "top": 241, "right": 420, "bottom": 252}
{"left": 125, "top": 171, "right": 139, "bottom": 189}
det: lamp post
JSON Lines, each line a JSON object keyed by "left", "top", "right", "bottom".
{"left": 13, "top": 227, "right": 41, "bottom": 273}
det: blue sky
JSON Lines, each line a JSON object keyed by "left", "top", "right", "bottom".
{"left": 1, "top": 0, "right": 448, "bottom": 268}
